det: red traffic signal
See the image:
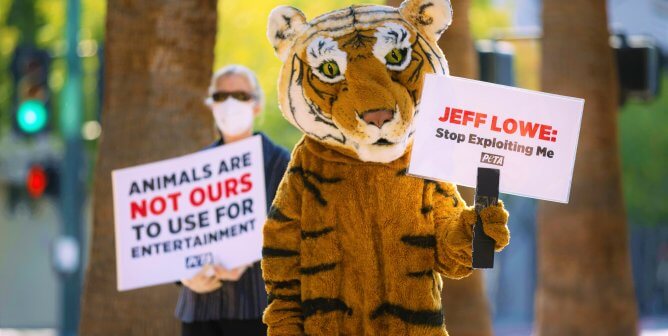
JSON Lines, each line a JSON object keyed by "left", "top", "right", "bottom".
{"left": 24, "top": 162, "right": 59, "bottom": 199}
{"left": 26, "top": 164, "right": 48, "bottom": 198}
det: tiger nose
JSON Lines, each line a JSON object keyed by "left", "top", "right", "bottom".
{"left": 361, "top": 109, "right": 394, "bottom": 128}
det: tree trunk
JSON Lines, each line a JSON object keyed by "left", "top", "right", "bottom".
{"left": 536, "top": 1, "right": 638, "bottom": 335}
{"left": 79, "top": 1, "right": 217, "bottom": 335}
{"left": 388, "top": 0, "right": 493, "bottom": 335}
{"left": 438, "top": 1, "right": 493, "bottom": 335}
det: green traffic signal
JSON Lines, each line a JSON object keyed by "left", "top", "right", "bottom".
{"left": 17, "top": 99, "right": 48, "bottom": 134}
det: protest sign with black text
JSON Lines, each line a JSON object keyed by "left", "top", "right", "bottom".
{"left": 409, "top": 75, "right": 584, "bottom": 203}
{"left": 112, "top": 135, "right": 266, "bottom": 291}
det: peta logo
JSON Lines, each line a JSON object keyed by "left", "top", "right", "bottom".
{"left": 480, "top": 152, "right": 505, "bottom": 166}
{"left": 185, "top": 252, "right": 214, "bottom": 269}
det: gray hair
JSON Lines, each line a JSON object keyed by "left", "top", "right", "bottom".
{"left": 206, "top": 64, "right": 264, "bottom": 110}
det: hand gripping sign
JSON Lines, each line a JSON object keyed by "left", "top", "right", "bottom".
{"left": 408, "top": 75, "right": 584, "bottom": 268}
{"left": 112, "top": 135, "right": 266, "bottom": 291}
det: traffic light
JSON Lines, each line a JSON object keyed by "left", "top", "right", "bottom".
{"left": 476, "top": 40, "right": 516, "bottom": 86}
{"left": 17, "top": 99, "right": 48, "bottom": 134}
{"left": 25, "top": 161, "right": 60, "bottom": 199}
{"left": 611, "top": 34, "right": 663, "bottom": 104}
{"left": 10, "top": 45, "right": 51, "bottom": 136}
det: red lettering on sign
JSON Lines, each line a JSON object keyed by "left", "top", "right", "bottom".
{"left": 519, "top": 121, "right": 540, "bottom": 138}
{"left": 225, "top": 178, "right": 238, "bottom": 197}
{"left": 130, "top": 200, "right": 146, "bottom": 220}
{"left": 474, "top": 112, "right": 487, "bottom": 128}
{"left": 438, "top": 106, "right": 488, "bottom": 129}
{"left": 450, "top": 108, "right": 463, "bottom": 124}
{"left": 539, "top": 124, "right": 553, "bottom": 141}
{"left": 491, "top": 116, "right": 502, "bottom": 132}
{"left": 438, "top": 107, "right": 450, "bottom": 122}
{"left": 503, "top": 118, "right": 518, "bottom": 134}
{"left": 130, "top": 192, "right": 182, "bottom": 219}
{"left": 190, "top": 187, "right": 206, "bottom": 206}
{"left": 240, "top": 173, "right": 253, "bottom": 193}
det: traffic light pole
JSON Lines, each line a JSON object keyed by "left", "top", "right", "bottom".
{"left": 59, "top": 0, "right": 83, "bottom": 334}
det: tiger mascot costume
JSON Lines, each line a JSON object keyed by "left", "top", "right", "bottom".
{"left": 262, "top": 0, "right": 510, "bottom": 335}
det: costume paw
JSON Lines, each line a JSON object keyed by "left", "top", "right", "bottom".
{"left": 448, "top": 208, "right": 477, "bottom": 249}
{"left": 479, "top": 200, "right": 510, "bottom": 251}
{"left": 433, "top": 207, "right": 475, "bottom": 270}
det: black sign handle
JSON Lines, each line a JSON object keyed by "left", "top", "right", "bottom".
{"left": 472, "top": 167, "right": 500, "bottom": 269}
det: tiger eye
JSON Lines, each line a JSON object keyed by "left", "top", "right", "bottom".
{"left": 385, "top": 48, "right": 405, "bottom": 65}
{"left": 319, "top": 61, "right": 340, "bottom": 78}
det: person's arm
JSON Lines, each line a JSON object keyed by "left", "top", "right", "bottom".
{"left": 261, "top": 146, "right": 304, "bottom": 335}
{"left": 429, "top": 181, "right": 510, "bottom": 279}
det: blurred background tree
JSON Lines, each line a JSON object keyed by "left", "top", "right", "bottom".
{"left": 79, "top": 1, "right": 217, "bottom": 335}
{"left": 536, "top": 0, "right": 638, "bottom": 334}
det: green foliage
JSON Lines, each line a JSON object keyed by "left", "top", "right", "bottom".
{"left": 619, "top": 74, "right": 668, "bottom": 226}
{"left": 0, "top": 0, "right": 19, "bottom": 132}
{"left": 7, "top": 0, "right": 43, "bottom": 44}
{"left": 470, "top": 0, "right": 510, "bottom": 39}
{"left": 0, "top": 0, "right": 105, "bottom": 136}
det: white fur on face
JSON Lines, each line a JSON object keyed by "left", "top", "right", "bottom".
{"left": 340, "top": 104, "right": 410, "bottom": 163}
{"left": 355, "top": 136, "right": 410, "bottom": 163}
{"left": 306, "top": 37, "right": 348, "bottom": 83}
{"left": 373, "top": 23, "right": 412, "bottom": 71}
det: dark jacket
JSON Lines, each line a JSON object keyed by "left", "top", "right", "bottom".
{"left": 175, "top": 132, "right": 290, "bottom": 322}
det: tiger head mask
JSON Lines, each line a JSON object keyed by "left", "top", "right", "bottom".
{"left": 268, "top": 0, "right": 452, "bottom": 163}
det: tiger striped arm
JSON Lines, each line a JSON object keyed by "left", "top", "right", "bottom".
{"left": 429, "top": 182, "right": 476, "bottom": 279}
{"left": 261, "top": 162, "right": 305, "bottom": 335}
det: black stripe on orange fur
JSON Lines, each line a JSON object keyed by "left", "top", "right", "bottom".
{"left": 268, "top": 205, "right": 293, "bottom": 222}
{"left": 302, "top": 298, "right": 353, "bottom": 318}
{"left": 400, "top": 235, "right": 436, "bottom": 248}
{"left": 421, "top": 205, "right": 433, "bottom": 214}
{"left": 425, "top": 180, "right": 459, "bottom": 207}
{"left": 263, "top": 247, "right": 300, "bottom": 258}
{"left": 407, "top": 269, "right": 434, "bottom": 278}
{"left": 301, "top": 177, "right": 328, "bottom": 206}
{"left": 370, "top": 303, "right": 443, "bottom": 326}
{"left": 268, "top": 293, "right": 302, "bottom": 305}
{"left": 267, "top": 279, "right": 301, "bottom": 289}
{"left": 300, "top": 262, "right": 337, "bottom": 275}
{"left": 301, "top": 227, "right": 334, "bottom": 239}
{"left": 290, "top": 167, "right": 342, "bottom": 183}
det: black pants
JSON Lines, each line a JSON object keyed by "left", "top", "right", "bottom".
{"left": 182, "top": 319, "right": 267, "bottom": 336}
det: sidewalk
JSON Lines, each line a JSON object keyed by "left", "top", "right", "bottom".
{"left": 495, "top": 316, "right": 668, "bottom": 336}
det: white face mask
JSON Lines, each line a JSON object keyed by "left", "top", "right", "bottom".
{"left": 211, "top": 98, "right": 255, "bottom": 137}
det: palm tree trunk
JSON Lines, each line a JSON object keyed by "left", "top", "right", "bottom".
{"left": 79, "top": 1, "right": 217, "bottom": 334}
{"left": 438, "top": 1, "right": 492, "bottom": 335}
{"left": 536, "top": 1, "right": 638, "bottom": 335}
{"left": 388, "top": 0, "right": 493, "bottom": 335}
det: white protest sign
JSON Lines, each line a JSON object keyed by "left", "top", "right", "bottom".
{"left": 112, "top": 135, "right": 266, "bottom": 291}
{"left": 409, "top": 75, "right": 584, "bottom": 203}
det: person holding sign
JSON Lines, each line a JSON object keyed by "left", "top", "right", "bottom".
{"left": 174, "top": 65, "right": 290, "bottom": 336}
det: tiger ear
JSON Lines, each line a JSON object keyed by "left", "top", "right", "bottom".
{"left": 398, "top": 0, "right": 453, "bottom": 42}
{"left": 267, "top": 6, "right": 308, "bottom": 62}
